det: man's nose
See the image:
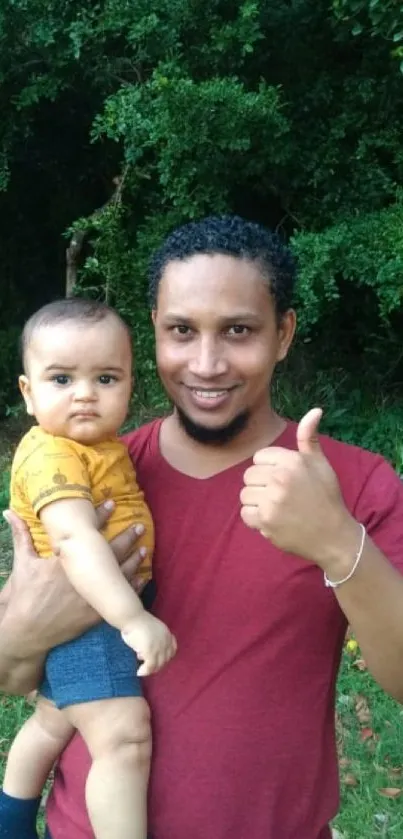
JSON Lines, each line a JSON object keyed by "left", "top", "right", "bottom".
{"left": 187, "top": 337, "right": 228, "bottom": 378}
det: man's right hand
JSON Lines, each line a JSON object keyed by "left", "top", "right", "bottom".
{"left": 1, "top": 502, "right": 148, "bottom": 658}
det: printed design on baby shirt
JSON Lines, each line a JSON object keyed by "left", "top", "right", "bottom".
{"left": 31, "top": 480, "right": 92, "bottom": 511}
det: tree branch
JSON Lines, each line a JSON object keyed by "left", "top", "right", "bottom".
{"left": 65, "top": 166, "right": 128, "bottom": 297}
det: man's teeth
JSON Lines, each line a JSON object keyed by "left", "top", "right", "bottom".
{"left": 192, "top": 389, "right": 228, "bottom": 398}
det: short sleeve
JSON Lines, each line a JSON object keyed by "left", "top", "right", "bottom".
{"left": 354, "top": 459, "right": 403, "bottom": 575}
{"left": 19, "top": 435, "right": 92, "bottom": 515}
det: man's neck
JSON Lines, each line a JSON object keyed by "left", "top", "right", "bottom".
{"left": 159, "top": 405, "right": 287, "bottom": 479}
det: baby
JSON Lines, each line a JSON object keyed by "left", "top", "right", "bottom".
{"left": 0, "top": 298, "right": 176, "bottom": 839}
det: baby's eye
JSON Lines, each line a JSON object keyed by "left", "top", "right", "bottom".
{"left": 98, "top": 374, "right": 117, "bottom": 385}
{"left": 52, "top": 374, "right": 70, "bottom": 385}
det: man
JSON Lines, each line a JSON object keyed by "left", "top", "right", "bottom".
{"left": 1, "top": 215, "right": 403, "bottom": 839}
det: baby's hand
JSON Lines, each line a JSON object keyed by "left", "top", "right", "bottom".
{"left": 121, "top": 612, "right": 177, "bottom": 676}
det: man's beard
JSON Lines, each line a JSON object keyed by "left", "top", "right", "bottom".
{"left": 175, "top": 405, "right": 250, "bottom": 445}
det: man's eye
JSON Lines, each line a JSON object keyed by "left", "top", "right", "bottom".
{"left": 99, "top": 374, "right": 117, "bottom": 385}
{"left": 52, "top": 374, "right": 70, "bottom": 385}
{"left": 172, "top": 325, "right": 191, "bottom": 336}
{"left": 227, "top": 325, "right": 250, "bottom": 336}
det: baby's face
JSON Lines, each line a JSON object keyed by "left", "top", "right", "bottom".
{"left": 20, "top": 316, "right": 133, "bottom": 445}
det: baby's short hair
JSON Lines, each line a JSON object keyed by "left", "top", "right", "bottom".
{"left": 21, "top": 298, "right": 131, "bottom": 372}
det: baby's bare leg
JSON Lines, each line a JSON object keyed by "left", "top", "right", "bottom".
{"left": 66, "top": 696, "right": 151, "bottom": 839}
{"left": 3, "top": 696, "right": 74, "bottom": 798}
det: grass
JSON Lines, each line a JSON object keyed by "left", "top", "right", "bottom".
{"left": 0, "top": 373, "right": 403, "bottom": 837}
{"left": 334, "top": 654, "right": 403, "bottom": 838}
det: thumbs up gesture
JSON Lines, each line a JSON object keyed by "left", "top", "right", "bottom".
{"left": 240, "top": 409, "right": 353, "bottom": 568}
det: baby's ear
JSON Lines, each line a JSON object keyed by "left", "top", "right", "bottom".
{"left": 18, "top": 375, "right": 34, "bottom": 416}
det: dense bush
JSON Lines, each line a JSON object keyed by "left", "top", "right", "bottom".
{"left": 0, "top": 1, "right": 403, "bottom": 417}
{"left": 0, "top": 328, "right": 22, "bottom": 416}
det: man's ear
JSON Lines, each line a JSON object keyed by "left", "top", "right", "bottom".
{"left": 151, "top": 308, "right": 157, "bottom": 326}
{"left": 276, "top": 309, "right": 296, "bottom": 362}
{"left": 18, "top": 375, "right": 34, "bottom": 416}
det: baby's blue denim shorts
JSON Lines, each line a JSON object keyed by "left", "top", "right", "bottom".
{"left": 41, "top": 620, "right": 142, "bottom": 708}
{"left": 41, "top": 580, "right": 156, "bottom": 708}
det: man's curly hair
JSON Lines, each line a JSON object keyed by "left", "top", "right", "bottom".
{"left": 148, "top": 215, "right": 296, "bottom": 318}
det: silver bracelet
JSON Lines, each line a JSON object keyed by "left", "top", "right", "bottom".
{"left": 324, "top": 523, "right": 366, "bottom": 589}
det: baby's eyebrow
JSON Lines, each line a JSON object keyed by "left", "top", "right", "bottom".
{"left": 44, "top": 365, "right": 126, "bottom": 373}
{"left": 96, "top": 366, "right": 125, "bottom": 373}
{"left": 45, "top": 364, "right": 76, "bottom": 372}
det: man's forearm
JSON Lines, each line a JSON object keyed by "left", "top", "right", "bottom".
{"left": 0, "top": 600, "right": 45, "bottom": 695}
{"left": 324, "top": 522, "right": 403, "bottom": 703}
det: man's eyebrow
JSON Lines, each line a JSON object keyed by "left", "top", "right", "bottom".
{"left": 160, "top": 313, "right": 191, "bottom": 321}
{"left": 219, "top": 313, "right": 263, "bottom": 323}
{"left": 161, "top": 312, "right": 263, "bottom": 322}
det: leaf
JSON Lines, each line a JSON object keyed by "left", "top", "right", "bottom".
{"left": 343, "top": 773, "right": 359, "bottom": 786}
{"left": 339, "top": 757, "right": 351, "bottom": 769}
{"left": 355, "top": 694, "right": 371, "bottom": 724}
{"left": 388, "top": 767, "right": 403, "bottom": 779}
{"left": 377, "top": 787, "right": 401, "bottom": 799}
{"left": 360, "top": 727, "right": 375, "bottom": 742}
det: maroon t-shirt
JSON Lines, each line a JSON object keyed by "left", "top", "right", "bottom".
{"left": 46, "top": 420, "right": 403, "bottom": 839}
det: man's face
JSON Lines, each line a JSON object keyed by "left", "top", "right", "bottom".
{"left": 152, "top": 253, "right": 295, "bottom": 442}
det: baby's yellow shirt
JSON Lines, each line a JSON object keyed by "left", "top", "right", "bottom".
{"left": 10, "top": 426, "right": 153, "bottom": 580}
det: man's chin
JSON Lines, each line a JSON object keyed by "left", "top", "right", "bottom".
{"left": 175, "top": 405, "right": 250, "bottom": 445}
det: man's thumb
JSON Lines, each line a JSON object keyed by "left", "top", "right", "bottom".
{"left": 3, "top": 509, "right": 34, "bottom": 555}
{"left": 296, "top": 408, "right": 323, "bottom": 456}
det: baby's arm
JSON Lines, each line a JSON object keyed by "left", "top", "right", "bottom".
{"left": 40, "top": 498, "right": 176, "bottom": 675}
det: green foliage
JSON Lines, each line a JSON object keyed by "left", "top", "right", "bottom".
{"left": 273, "top": 356, "right": 403, "bottom": 473}
{"left": 0, "top": 467, "right": 9, "bottom": 513}
{"left": 332, "top": 0, "right": 403, "bottom": 67}
{"left": 94, "top": 72, "right": 287, "bottom": 217}
{"left": 292, "top": 199, "right": 403, "bottom": 334}
{"left": 0, "top": 328, "right": 22, "bottom": 417}
{"left": 0, "top": 1, "right": 403, "bottom": 409}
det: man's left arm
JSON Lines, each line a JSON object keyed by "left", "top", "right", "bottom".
{"left": 241, "top": 408, "right": 403, "bottom": 703}
{"left": 322, "top": 506, "right": 403, "bottom": 703}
